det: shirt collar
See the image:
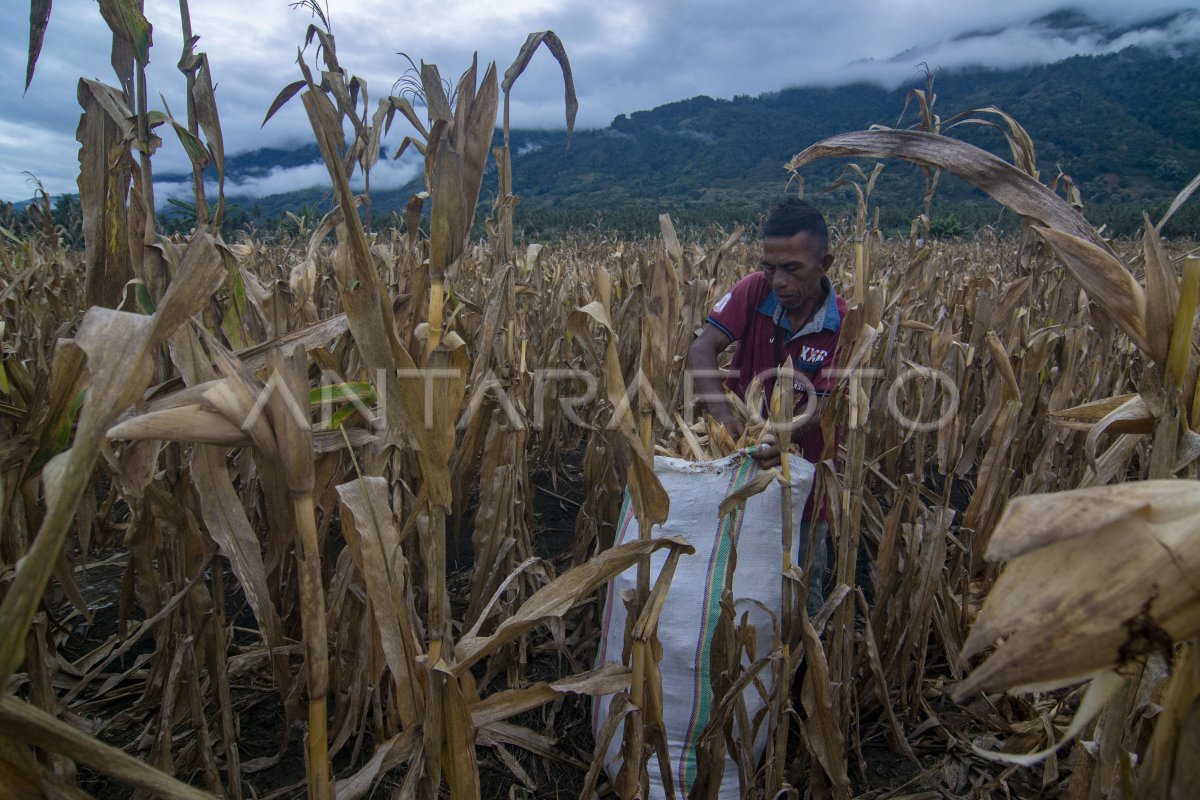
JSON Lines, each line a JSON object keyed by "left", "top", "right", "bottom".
{"left": 756, "top": 275, "right": 841, "bottom": 340}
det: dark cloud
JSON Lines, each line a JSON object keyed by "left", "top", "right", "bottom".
{"left": 2, "top": 0, "right": 1195, "bottom": 200}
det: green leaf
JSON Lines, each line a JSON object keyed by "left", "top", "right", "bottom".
{"left": 27, "top": 389, "right": 86, "bottom": 478}
{"left": 97, "top": 0, "right": 152, "bottom": 66}
{"left": 309, "top": 382, "right": 378, "bottom": 406}
{"left": 263, "top": 80, "right": 307, "bottom": 128}
{"left": 134, "top": 282, "right": 156, "bottom": 314}
{"left": 220, "top": 267, "right": 251, "bottom": 349}
{"left": 170, "top": 118, "right": 211, "bottom": 168}
{"left": 312, "top": 382, "right": 378, "bottom": 431}
{"left": 191, "top": 55, "right": 226, "bottom": 226}
{"left": 327, "top": 405, "right": 358, "bottom": 429}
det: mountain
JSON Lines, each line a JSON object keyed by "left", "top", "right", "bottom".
{"left": 488, "top": 43, "right": 1200, "bottom": 236}
{"left": 127, "top": 34, "right": 1200, "bottom": 238}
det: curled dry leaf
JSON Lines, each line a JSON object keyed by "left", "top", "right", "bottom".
{"left": 502, "top": 31, "right": 578, "bottom": 140}
{"left": 107, "top": 403, "right": 248, "bottom": 445}
{"left": 453, "top": 535, "right": 694, "bottom": 672}
{"left": 957, "top": 480, "right": 1200, "bottom": 697}
{"left": 788, "top": 129, "right": 1153, "bottom": 359}
{"left": 1084, "top": 393, "right": 1155, "bottom": 473}
{"left": 971, "top": 669, "right": 1127, "bottom": 767}
{"left": 469, "top": 664, "right": 632, "bottom": 729}
{"left": 1142, "top": 215, "right": 1179, "bottom": 368}
{"left": 1034, "top": 226, "right": 1151, "bottom": 358}
{"left": 1048, "top": 393, "right": 1147, "bottom": 431}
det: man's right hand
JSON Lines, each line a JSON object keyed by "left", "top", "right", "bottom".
{"left": 689, "top": 323, "right": 742, "bottom": 440}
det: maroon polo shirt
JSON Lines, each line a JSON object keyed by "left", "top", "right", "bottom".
{"left": 706, "top": 271, "right": 845, "bottom": 518}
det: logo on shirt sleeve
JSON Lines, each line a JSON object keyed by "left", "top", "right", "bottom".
{"left": 713, "top": 292, "right": 732, "bottom": 313}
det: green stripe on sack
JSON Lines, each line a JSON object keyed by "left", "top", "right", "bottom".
{"left": 682, "top": 454, "right": 757, "bottom": 793}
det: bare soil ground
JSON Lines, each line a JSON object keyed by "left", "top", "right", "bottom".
{"left": 60, "top": 450, "right": 959, "bottom": 799}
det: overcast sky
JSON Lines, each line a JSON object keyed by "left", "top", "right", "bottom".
{"left": 2, "top": 0, "right": 1198, "bottom": 202}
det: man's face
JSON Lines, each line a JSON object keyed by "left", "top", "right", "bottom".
{"left": 760, "top": 232, "right": 832, "bottom": 313}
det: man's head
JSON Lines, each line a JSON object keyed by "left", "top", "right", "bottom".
{"left": 761, "top": 197, "right": 830, "bottom": 254}
{"left": 759, "top": 199, "right": 833, "bottom": 318}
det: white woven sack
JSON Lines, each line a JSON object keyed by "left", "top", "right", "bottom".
{"left": 593, "top": 450, "right": 819, "bottom": 799}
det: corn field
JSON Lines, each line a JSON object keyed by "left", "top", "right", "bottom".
{"left": 3, "top": 3, "right": 1200, "bottom": 799}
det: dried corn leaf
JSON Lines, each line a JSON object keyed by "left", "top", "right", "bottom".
{"left": 1085, "top": 393, "right": 1155, "bottom": 472}
{"left": 0, "top": 696, "right": 214, "bottom": 800}
{"left": 717, "top": 467, "right": 781, "bottom": 518}
{"left": 334, "top": 730, "right": 420, "bottom": 800}
{"left": 434, "top": 661, "right": 480, "bottom": 799}
{"left": 1035, "top": 226, "right": 1151, "bottom": 357}
{"left": 77, "top": 78, "right": 134, "bottom": 310}
{"left": 1049, "top": 393, "right": 1143, "bottom": 428}
{"left": 502, "top": 31, "right": 577, "bottom": 139}
{"left": 24, "top": 0, "right": 52, "bottom": 92}
{"left": 454, "top": 535, "right": 693, "bottom": 672}
{"left": 959, "top": 481, "right": 1200, "bottom": 695}
{"left": 191, "top": 445, "right": 294, "bottom": 702}
{"left": 336, "top": 476, "right": 423, "bottom": 728}
{"left": 0, "top": 740, "right": 47, "bottom": 799}
{"left": 972, "top": 670, "right": 1125, "bottom": 766}
{"left": 985, "top": 330, "right": 1020, "bottom": 402}
{"left": 191, "top": 55, "right": 226, "bottom": 225}
{"left": 1136, "top": 641, "right": 1200, "bottom": 798}
{"left": 108, "top": 404, "right": 248, "bottom": 445}
{"left": 1168, "top": 258, "right": 1200, "bottom": 388}
{"left": 789, "top": 129, "right": 1107, "bottom": 245}
{"left": 266, "top": 344, "right": 314, "bottom": 492}
{"left": 1157, "top": 169, "right": 1200, "bottom": 232}
{"left": 1143, "top": 214, "right": 1179, "bottom": 369}
{"left": 799, "top": 609, "right": 852, "bottom": 797}
{"left": 470, "top": 664, "right": 632, "bottom": 728}
{"left": 789, "top": 130, "right": 1152, "bottom": 356}
{"left": 642, "top": 219, "right": 681, "bottom": 402}
{"left": 0, "top": 232, "right": 222, "bottom": 680}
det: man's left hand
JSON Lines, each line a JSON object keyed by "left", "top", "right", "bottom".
{"left": 750, "top": 435, "right": 783, "bottom": 468}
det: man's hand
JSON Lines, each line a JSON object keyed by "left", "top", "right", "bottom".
{"left": 749, "top": 396, "right": 826, "bottom": 468}
{"left": 751, "top": 443, "right": 783, "bottom": 468}
{"left": 689, "top": 323, "right": 742, "bottom": 437}
{"left": 750, "top": 433, "right": 782, "bottom": 468}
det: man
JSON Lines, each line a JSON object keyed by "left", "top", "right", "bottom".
{"left": 689, "top": 198, "right": 844, "bottom": 603}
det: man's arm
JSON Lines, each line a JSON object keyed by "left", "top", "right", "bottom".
{"left": 688, "top": 323, "right": 744, "bottom": 439}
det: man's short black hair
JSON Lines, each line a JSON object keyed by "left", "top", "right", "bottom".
{"left": 761, "top": 198, "right": 829, "bottom": 254}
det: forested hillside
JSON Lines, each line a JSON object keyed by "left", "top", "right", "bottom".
{"left": 9, "top": 45, "right": 1199, "bottom": 240}
{"left": 500, "top": 45, "right": 1200, "bottom": 236}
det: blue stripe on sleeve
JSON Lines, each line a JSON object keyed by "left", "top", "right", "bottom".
{"left": 705, "top": 317, "right": 735, "bottom": 342}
